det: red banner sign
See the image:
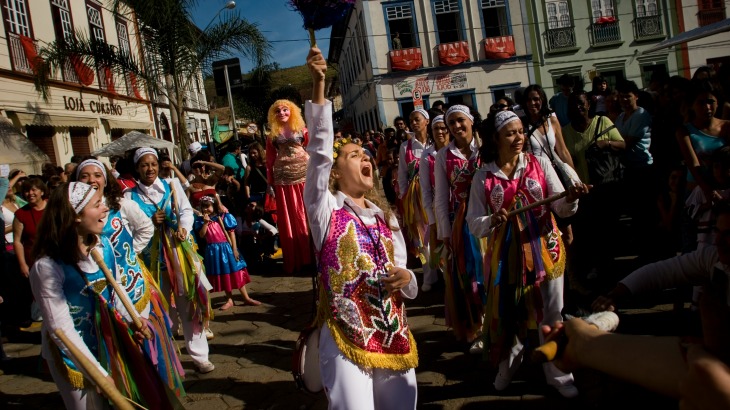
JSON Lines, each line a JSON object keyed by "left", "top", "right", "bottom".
{"left": 484, "top": 36, "right": 516, "bottom": 60}
{"left": 438, "top": 41, "right": 470, "bottom": 66}
{"left": 390, "top": 47, "right": 423, "bottom": 71}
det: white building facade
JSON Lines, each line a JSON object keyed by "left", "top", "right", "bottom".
{"left": 676, "top": 0, "right": 729, "bottom": 77}
{"left": 0, "top": 0, "right": 210, "bottom": 167}
{"left": 524, "top": 0, "right": 686, "bottom": 94}
{"left": 329, "top": 0, "right": 534, "bottom": 132}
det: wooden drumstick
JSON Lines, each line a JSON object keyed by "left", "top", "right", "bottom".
{"left": 90, "top": 249, "right": 153, "bottom": 340}
{"left": 532, "top": 311, "right": 619, "bottom": 362}
{"left": 54, "top": 329, "right": 135, "bottom": 410}
{"left": 506, "top": 191, "right": 568, "bottom": 218}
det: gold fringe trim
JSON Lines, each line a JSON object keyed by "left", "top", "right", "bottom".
{"left": 134, "top": 284, "right": 151, "bottom": 314}
{"left": 316, "top": 277, "right": 419, "bottom": 371}
{"left": 48, "top": 334, "right": 91, "bottom": 390}
{"left": 325, "top": 319, "right": 418, "bottom": 371}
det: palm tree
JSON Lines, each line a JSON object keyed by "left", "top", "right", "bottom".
{"left": 35, "top": 0, "right": 271, "bottom": 157}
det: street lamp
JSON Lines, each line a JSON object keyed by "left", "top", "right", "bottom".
{"left": 204, "top": 1, "right": 236, "bottom": 31}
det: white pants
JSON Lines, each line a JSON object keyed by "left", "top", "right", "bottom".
{"left": 422, "top": 225, "right": 437, "bottom": 286}
{"left": 48, "top": 360, "right": 108, "bottom": 410}
{"left": 499, "top": 275, "right": 574, "bottom": 388}
{"left": 163, "top": 277, "right": 210, "bottom": 366}
{"left": 319, "top": 326, "right": 417, "bottom": 410}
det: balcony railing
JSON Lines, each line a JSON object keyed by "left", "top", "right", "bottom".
{"left": 62, "top": 61, "right": 79, "bottom": 84}
{"left": 589, "top": 20, "right": 621, "bottom": 46}
{"left": 545, "top": 26, "right": 576, "bottom": 51}
{"left": 8, "top": 33, "right": 34, "bottom": 74}
{"left": 698, "top": 8, "right": 726, "bottom": 26}
{"left": 633, "top": 15, "right": 663, "bottom": 40}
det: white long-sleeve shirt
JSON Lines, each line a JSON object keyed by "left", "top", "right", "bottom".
{"left": 304, "top": 100, "right": 417, "bottom": 299}
{"left": 419, "top": 146, "right": 438, "bottom": 226}
{"left": 398, "top": 137, "right": 431, "bottom": 199}
{"left": 29, "top": 239, "right": 138, "bottom": 379}
{"left": 116, "top": 197, "right": 155, "bottom": 254}
{"left": 124, "top": 177, "right": 194, "bottom": 232}
{"left": 467, "top": 153, "right": 579, "bottom": 239}
{"left": 433, "top": 138, "right": 478, "bottom": 240}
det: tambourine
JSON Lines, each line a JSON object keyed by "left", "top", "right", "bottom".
{"left": 292, "top": 325, "right": 323, "bottom": 394}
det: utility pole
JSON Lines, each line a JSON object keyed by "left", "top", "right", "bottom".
{"left": 223, "top": 64, "right": 238, "bottom": 141}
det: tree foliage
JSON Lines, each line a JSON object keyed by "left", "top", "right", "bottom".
{"left": 35, "top": 0, "right": 271, "bottom": 157}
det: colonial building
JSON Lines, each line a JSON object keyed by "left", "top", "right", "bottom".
{"left": 524, "top": 0, "right": 685, "bottom": 94}
{"left": 0, "top": 0, "right": 209, "bottom": 168}
{"left": 329, "top": 0, "right": 534, "bottom": 131}
{"left": 675, "top": 0, "right": 729, "bottom": 76}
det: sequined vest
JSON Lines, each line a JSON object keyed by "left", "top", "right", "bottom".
{"left": 318, "top": 207, "right": 418, "bottom": 370}
{"left": 445, "top": 148, "right": 478, "bottom": 214}
{"left": 484, "top": 154, "right": 564, "bottom": 278}
{"left": 103, "top": 207, "right": 148, "bottom": 313}
{"left": 57, "top": 237, "right": 116, "bottom": 373}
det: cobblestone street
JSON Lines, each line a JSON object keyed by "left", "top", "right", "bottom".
{"left": 1, "top": 259, "right": 683, "bottom": 409}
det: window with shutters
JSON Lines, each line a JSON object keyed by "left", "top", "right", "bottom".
{"left": 1, "top": 0, "right": 35, "bottom": 73}
{"left": 633, "top": 0, "right": 663, "bottom": 40}
{"left": 481, "top": 0, "right": 509, "bottom": 37}
{"left": 86, "top": 2, "right": 105, "bottom": 42}
{"left": 591, "top": 0, "right": 616, "bottom": 21}
{"left": 384, "top": 2, "right": 418, "bottom": 49}
{"left": 698, "top": 0, "right": 726, "bottom": 26}
{"left": 544, "top": 1, "right": 576, "bottom": 51}
{"left": 51, "top": 0, "right": 80, "bottom": 82}
{"left": 432, "top": 0, "right": 463, "bottom": 43}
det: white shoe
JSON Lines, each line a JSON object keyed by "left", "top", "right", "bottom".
{"left": 555, "top": 384, "right": 579, "bottom": 398}
{"left": 421, "top": 283, "right": 432, "bottom": 292}
{"left": 493, "top": 372, "right": 511, "bottom": 391}
{"left": 204, "top": 327, "right": 214, "bottom": 340}
{"left": 469, "top": 339, "right": 483, "bottom": 354}
{"left": 195, "top": 361, "right": 215, "bottom": 374}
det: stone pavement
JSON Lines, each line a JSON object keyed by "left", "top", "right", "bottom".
{"left": 0, "top": 258, "right": 685, "bottom": 410}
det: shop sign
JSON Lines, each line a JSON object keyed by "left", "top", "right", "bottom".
{"left": 434, "top": 73, "right": 468, "bottom": 92}
{"left": 63, "top": 95, "right": 123, "bottom": 116}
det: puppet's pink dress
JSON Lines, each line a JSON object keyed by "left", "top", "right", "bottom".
{"left": 267, "top": 130, "right": 313, "bottom": 274}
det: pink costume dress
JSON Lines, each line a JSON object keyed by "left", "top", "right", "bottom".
{"left": 267, "top": 130, "right": 313, "bottom": 274}
{"left": 194, "top": 213, "right": 250, "bottom": 293}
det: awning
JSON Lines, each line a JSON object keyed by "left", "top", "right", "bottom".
{"left": 642, "top": 18, "right": 730, "bottom": 54}
{"left": 0, "top": 116, "right": 49, "bottom": 174}
{"left": 91, "top": 130, "right": 181, "bottom": 163}
{"left": 103, "top": 118, "right": 154, "bottom": 131}
{"left": 14, "top": 112, "right": 97, "bottom": 128}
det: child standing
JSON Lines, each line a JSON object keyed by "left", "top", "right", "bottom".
{"left": 195, "top": 196, "right": 260, "bottom": 311}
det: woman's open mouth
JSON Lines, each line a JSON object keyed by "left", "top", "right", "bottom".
{"left": 361, "top": 164, "right": 372, "bottom": 178}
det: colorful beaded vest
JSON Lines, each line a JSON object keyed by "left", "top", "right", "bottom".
{"left": 445, "top": 147, "right": 478, "bottom": 216}
{"left": 317, "top": 207, "right": 418, "bottom": 371}
{"left": 103, "top": 207, "right": 149, "bottom": 313}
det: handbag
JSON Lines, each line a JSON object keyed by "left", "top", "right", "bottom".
{"left": 527, "top": 121, "right": 575, "bottom": 189}
{"left": 585, "top": 116, "right": 622, "bottom": 185}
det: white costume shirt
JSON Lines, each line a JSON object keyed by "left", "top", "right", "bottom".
{"left": 304, "top": 100, "right": 417, "bottom": 299}
{"left": 124, "top": 177, "right": 194, "bottom": 232}
{"left": 467, "top": 153, "right": 579, "bottom": 239}
{"left": 433, "top": 138, "right": 478, "bottom": 240}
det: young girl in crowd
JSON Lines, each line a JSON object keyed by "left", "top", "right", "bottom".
{"left": 30, "top": 183, "right": 179, "bottom": 409}
{"left": 467, "top": 110, "right": 588, "bottom": 398}
{"left": 195, "top": 196, "right": 260, "bottom": 310}
{"left": 433, "top": 104, "right": 485, "bottom": 350}
{"left": 304, "top": 47, "right": 419, "bottom": 409}
{"left": 399, "top": 108, "right": 434, "bottom": 291}
{"left": 74, "top": 158, "right": 184, "bottom": 394}
{"left": 125, "top": 148, "right": 215, "bottom": 374}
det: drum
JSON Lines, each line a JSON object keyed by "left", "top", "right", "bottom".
{"left": 292, "top": 325, "right": 323, "bottom": 393}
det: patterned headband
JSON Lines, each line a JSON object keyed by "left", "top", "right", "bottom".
{"left": 431, "top": 115, "right": 445, "bottom": 128}
{"left": 333, "top": 137, "right": 360, "bottom": 158}
{"left": 199, "top": 196, "right": 215, "bottom": 204}
{"left": 75, "top": 159, "right": 107, "bottom": 182}
{"left": 495, "top": 110, "right": 521, "bottom": 132}
{"left": 133, "top": 147, "right": 158, "bottom": 164}
{"left": 412, "top": 109, "right": 429, "bottom": 120}
{"left": 445, "top": 105, "right": 474, "bottom": 122}
{"left": 68, "top": 182, "right": 97, "bottom": 214}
